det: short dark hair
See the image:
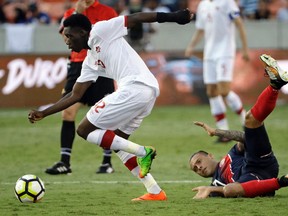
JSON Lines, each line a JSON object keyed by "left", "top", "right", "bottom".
{"left": 63, "top": 14, "right": 92, "bottom": 32}
{"left": 189, "top": 150, "right": 209, "bottom": 162}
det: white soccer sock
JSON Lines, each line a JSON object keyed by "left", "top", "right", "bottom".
{"left": 216, "top": 118, "right": 229, "bottom": 130}
{"left": 225, "top": 91, "right": 246, "bottom": 125}
{"left": 116, "top": 151, "right": 161, "bottom": 194}
{"left": 209, "top": 96, "right": 229, "bottom": 130}
{"left": 225, "top": 91, "right": 243, "bottom": 112}
{"left": 86, "top": 129, "right": 146, "bottom": 157}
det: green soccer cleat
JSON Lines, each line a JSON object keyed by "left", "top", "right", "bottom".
{"left": 137, "top": 146, "right": 157, "bottom": 178}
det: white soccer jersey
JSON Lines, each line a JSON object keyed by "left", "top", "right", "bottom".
{"left": 196, "top": 0, "right": 241, "bottom": 60}
{"left": 77, "top": 16, "right": 159, "bottom": 96}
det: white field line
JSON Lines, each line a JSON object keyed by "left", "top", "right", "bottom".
{"left": 1, "top": 180, "right": 208, "bottom": 185}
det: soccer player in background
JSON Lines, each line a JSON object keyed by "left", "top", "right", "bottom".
{"left": 185, "top": 0, "right": 250, "bottom": 143}
{"left": 189, "top": 54, "right": 288, "bottom": 199}
{"left": 29, "top": 8, "right": 193, "bottom": 201}
{"left": 45, "top": 0, "right": 118, "bottom": 175}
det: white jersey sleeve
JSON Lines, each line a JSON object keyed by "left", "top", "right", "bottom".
{"left": 90, "top": 16, "right": 128, "bottom": 42}
{"left": 195, "top": 0, "right": 240, "bottom": 60}
{"left": 195, "top": 1, "right": 205, "bottom": 30}
{"left": 76, "top": 15, "right": 159, "bottom": 96}
{"left": 226, "top": 0, "right": 241, "bottom": 20}
{"left": 76, "top": 58, "right": 99, "bottom": 83}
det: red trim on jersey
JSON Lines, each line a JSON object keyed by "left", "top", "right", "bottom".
{"left": 241, "top": 178, "right": 280, "bottom": 197}
{"left": 124, "top": 156, "right": 138, "bottom": 171}
{"left": 219, "top": 155, "right": 234, "bottom": 183}
{"left": 100, "top": 130, "right": 115, "bottom": 150}
{"left": 124, "top": 16, "right": 128, "bottom": 27}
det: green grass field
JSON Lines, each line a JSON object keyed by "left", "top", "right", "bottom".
{"left": 1, "top": 105, "right": 288, "bottom": 216}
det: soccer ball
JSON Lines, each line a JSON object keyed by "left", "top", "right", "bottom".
{"left": 14, "top": 174, "right": 45, "bottom": 203}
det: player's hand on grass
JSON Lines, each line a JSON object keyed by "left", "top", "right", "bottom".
{"left": 193, "top": 121, "right": 216, "bottom": 136}
{"left": 192, "top": 186, "right": 212, "bottom": 199}
{"left": 28, "top": 110, "right": 44, "bottom": 123}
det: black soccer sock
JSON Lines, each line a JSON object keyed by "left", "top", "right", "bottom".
{"left": 60, "top": 120, "right": 75, "bottom": 166}
{"left": 102, "top": 149, "right": 112, "bottom": 165}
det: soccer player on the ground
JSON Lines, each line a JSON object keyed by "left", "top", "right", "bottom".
{"left": 28, "top": 9, "right": 193, "bottom": 201}
{"left": 185, "top": 0, "right": 249, "bottom": 143}
{"left": 45, "top": 0, "right": 118, "bottom": 175}
{"left": 189, "top": 54, "right": 288, "bottom": 199}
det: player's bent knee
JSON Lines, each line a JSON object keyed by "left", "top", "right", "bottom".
{"left": 244, "top": 110, "right": 262, "bottom": 128}
{"left": 76, "top": 126, "right": 87, "bottom": 139}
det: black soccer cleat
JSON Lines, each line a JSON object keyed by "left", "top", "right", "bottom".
{"left": 45, "top": 161, "right": 72, "bottom": 175}
{"left": 278, "top": 174, "right": 288, "bottom": 187}
{"left": 96, "top": 163, "right": 114, "bottom": 174}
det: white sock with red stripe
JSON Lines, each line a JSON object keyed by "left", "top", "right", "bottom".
{"left": 209, "top": 96, "right": 228, "bottom": 129}
{"left": 116, "top": 151, "right": 161, "bottom": 194}
{"left": 225, "top": 91, "right": 246, "bottom": 125}
{"left": 86, "top": 130, "right": 146, "bottom": 157}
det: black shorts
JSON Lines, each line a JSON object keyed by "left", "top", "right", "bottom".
{"left": 242, "top": 125, "right": 279, "bottom": 179}
{"left": 63, "top": 62, "right": 115, "bottom": 106}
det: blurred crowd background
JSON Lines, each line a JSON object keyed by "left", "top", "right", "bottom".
{"left": 0, "top": 0, "right": 288, "bottom": 25}
{"left": 1, "top": 0, "right": 288, "bottom": 108}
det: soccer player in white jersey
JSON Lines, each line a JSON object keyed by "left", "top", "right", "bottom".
{"left": 185, "top": 0, "right": 250, "bottom": 143}
{"left": 28, "top": 9, "right": 193, "bottom": 201}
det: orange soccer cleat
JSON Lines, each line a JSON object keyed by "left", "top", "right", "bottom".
{"left": 131, "top": 190, "right": 167, "bottom": 201}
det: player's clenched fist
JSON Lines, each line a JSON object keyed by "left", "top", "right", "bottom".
{"left": 28, "top": 110, "right": 44, "bottom": 123}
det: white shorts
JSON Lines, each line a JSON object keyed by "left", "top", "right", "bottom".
{"left": 86, "top": 83, "right": 157, "bottom": 135}
{"left": 203, "top": 57, "right": 235, "bottom": 84}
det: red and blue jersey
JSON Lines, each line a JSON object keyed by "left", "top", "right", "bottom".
{"left": 212, "top": 126, "right": 279, "bottom": 188}
{"left": 211, "top": 144, "right": 245, "bottom": 186}
{"left": 212, "top": 144, "right": 279, "bottom": 187}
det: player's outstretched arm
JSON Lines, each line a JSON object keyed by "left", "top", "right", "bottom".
{"left": 194, "top": 121, "right": 245, "bottom": 143}
{"left": 28, "top": 81, "right": 92, "bottom": 123}
{"left": 194, "top": 121, "right": 216, "bottom": 136}
{"left": 192, "top": 183, "right": 245, "bottom": 199}
{"left": 126, "top": 9, "right": 193, "bottom": 28}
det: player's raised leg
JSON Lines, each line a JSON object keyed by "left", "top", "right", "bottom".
{"left": 115, "top": 150, "right": 167, "bottom": 201}
{"left": 246, "top": 55, "right": 287, "bottom": 127}
{"left": 90, "top": 130, "right": 156, "bottom": 178}
{"left": 260, "top": 54, "right": 288, "bottom": 89}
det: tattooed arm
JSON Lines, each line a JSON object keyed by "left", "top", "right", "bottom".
{"left": 194, "top": 121, "right": 245, "bottom": 143}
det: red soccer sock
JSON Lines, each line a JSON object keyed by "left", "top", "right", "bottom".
{"left": 250, "top": 86, "right": 279, "bottom": 122}
{"left": 214, "top": 113, "right": 225, "bottom": 122}
{"left": 241, "top": 178, "right": 280, "bottom": 198}
{"left": 236, "top": 107, "right": 244, "bottom": 115}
